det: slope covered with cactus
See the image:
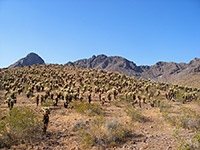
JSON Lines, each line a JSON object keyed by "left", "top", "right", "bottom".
{"left": 0, "top": 64, "right": 200, "bottom": 149}
{"left": 67, "top": 55, "right": 200, "bottom": 87}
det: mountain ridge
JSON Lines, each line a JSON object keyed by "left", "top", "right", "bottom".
{"left": 7, "top": 52, "right": 200, "bottom": 86}
{"left": 66, "top": 54, "right": 200, "bottom": 83}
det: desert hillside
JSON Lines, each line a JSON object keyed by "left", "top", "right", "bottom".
{"left": 8, "top": 52, "right": 200, "bottom": 88}
{"left": 67, "top": 55, "right": 200, "bottom": 87}
{"left": 0, "top": 64, "right": 200, "bottom": 149}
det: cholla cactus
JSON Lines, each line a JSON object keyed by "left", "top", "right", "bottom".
{"left": 5, "top": 97, "right": 14, "bottom": 110}
{"left": 131, "top": 99, "right": 137, "bottom": 108}
{"left": 98, "top": 92, "right": 102, "bottom": 101}
{"left": 87, "top": 92, "right": 92, "bottom": 104}
{"left": 40, "top": 94, "right": 45, "bottom": 104}
{"left": 137, "top": 95, "right": 142, "bottom": 108}
{"left": 17, "top": 88, "right": 23, "bottom": 95}
{"left": 35, "top": 94, "right": 40, "bottom": 106}
{"left": 53, "top": 97, "right": 58, "bottom": 106}
{"left": 4, "top": 91, "right": 9, "bottom": 96}
{"left": 43, "top": 106, "right": 50, "bottom": 115}
{"left": 26, "top": 90, "right": 32, "bottom": 98}
{"left": 5, "top": 97, "right": 11, "bottom": 108}
{"left": 132, "top": 92, "right": 136, "bottom": 101}
{"left": 107, "top": 90, "right": 112, "bottom": 102}
{"left": 156, "top": 90, "right": 160, "bottom": 97}
{"left": 44, "top": 87, "right": 50, "bottom": 96}
{"left": 56, "top": 90, "right": 61, "bottom": 99}
{"left": 35, "top": 83, "right": 41, "bottom": 92}
{"left": 73, "top": 92, "right": 78, "bottom": 100}
{"left": 151, "top": 100, "right": 156, "bottom": 107}
{"left": 142, "top": 96, "right": 146, "bottom": 104}
{"left": 101, "top": 96, "right": 105, "bottom": 106}
{"left": 42, "top": 107, "right": 50, "bottom": 133}
{"left": 50, "top": 92, "right": 54, "bottom": 99}
{"left": 79, "top": 93, "right": 83, "bottom": 102}
{"left": 62, "top": 99, "right": 69, "bottom": 108}
{"left": 113, "top": 88, "right": 118, "bottom": 99}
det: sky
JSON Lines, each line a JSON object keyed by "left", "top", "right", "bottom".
{"left": 0, "top": 0, "right": 200, "bottom": 68}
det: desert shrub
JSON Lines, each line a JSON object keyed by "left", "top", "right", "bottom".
{"left": 78, "top": 117, "right": 131, "bottom": 148}
{"left": 125, "top": 106, "right": 148, "bottom": 123}
{"left": 41, "top": 98, "right": 54, "bottom": 107}
{"left": 162, "top": 105, "right": 199, "bottom": 130}
{"left": 172, "top": 128, "right": 193, "bottom": 150}
{"left": 0, "top": 106, "right": 42, "bottom": 148}
{"left": 194, "top": 131, "right": 200, "bottom": 149}
{"left": 72, "top": 120, "right": 86, "bottom": 131}
{"left": 73, "top": 101, "right": 104, "bottom": 116}
{"left": 172, "top": 127, "right": 200, "bottom": 150}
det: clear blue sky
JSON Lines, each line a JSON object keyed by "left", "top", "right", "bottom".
{"left": 0, "top": 0, "right": 200, "bottom": 68}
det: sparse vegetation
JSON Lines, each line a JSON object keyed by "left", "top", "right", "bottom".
{"left": 73, "top": 101, "right": 104, "bottom": 116}
{"left": 0, "top": 106, "right": 42, "bottom": 148}
{"left": 125, "top": 106, "right": 148, "bottom": 123}
{"left": 77, "top": 117, "right": 131, "bottom": 148}
{"left": 0, "top": 64, "right": 199, "bottom": 149}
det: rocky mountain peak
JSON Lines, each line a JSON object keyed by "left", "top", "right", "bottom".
{"left": 9, "top": 52, "right": 45, "bottom": 68}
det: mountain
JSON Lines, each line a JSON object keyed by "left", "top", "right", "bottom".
{"left": 66, "top": 54, "right": 143, "bottom": 78}
{"left": 140, "top": 57, "right": 200, "bottom": 82}
{"left": 8, "top": 53, "right": 200, "bottom": 87}
{"left": 9, "top": 52, "right": 45, "bottom": 68}
{"left": 66, "top": 55, "right": 200, "bottom": 86}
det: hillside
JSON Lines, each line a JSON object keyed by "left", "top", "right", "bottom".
{"left": 66, "top": 55, "right": 200, "bottom": 87}
{"left": 7, "top": 52, "right": 200, "bottom": 88}
{"left": 0, "top": 64, "right": 200, "bottom": 149}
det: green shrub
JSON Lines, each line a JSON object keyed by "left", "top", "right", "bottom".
{"left": 41, "top": 98, "right": 54, "bottom": 107}
{"left": 194, "top": 130, "right": 200, "bottom": 149}
{"left": 72, "top": 120, "right": 86, "bottom": 131}
{"left": 125, "top": 106, "right": 148, "bottom": 123}
{"left": 162, "top": 106, "right": 199, "bottom": 130}
{"left": 73, "top": 101, "right": 104, "bottom": 116}
{"left": 78, "top": 117, "right": 131, "bottom": 148}
{"left": 172, "top": 128, "right": 192, "bottom": 150}
{"left": 172, "top": 127, "right": 199, "bottom": 150}
{"left": 0, "top": 106, "right": 42, "bottom": 148}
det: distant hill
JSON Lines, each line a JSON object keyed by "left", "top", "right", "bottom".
{"left": 9, "top": 52, "right": 45, "bottom": 68}
{"left": 66, "top": 55, "right": 200, "bottom": 86}
{"left": 8, "top": 52, "right": 200, "bottom": 87}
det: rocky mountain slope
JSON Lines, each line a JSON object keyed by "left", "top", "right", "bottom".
{"left": 9, "top": 52, "right": 45, "bottom": 68}
{"left": 8, "top": 52, "right": 200, "bottom": 86}
{"left": 66, "top": 55, "right": 200, "bottom": 84}
{"left": 67, "top": 55, "right": 142, "bottom": 78}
